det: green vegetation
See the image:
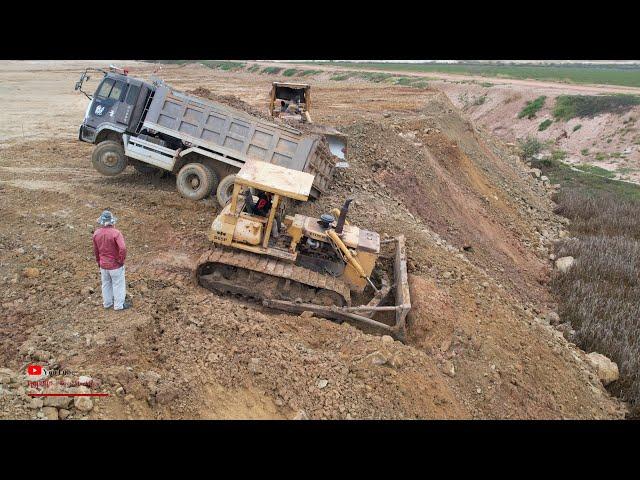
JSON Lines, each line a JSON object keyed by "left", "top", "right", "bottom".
{"left": 574, "top": 164, "right": 616, "bottom": 178}
{"left": 551, "top": 149, "right": 567, "bottom": 161}
{"left": 573, "top": 124, "right": 582, "bottom": 132}
{"left": 581, "top": 148, "right": 590, "bottom": 156}
{"left": 358, "top": 72, "right": 394, "bottom": 83}
{"left": 246, "top": 64, "right": 260, "bottom": 73}
{"left": 518, "top": 96, "right": 546, "bottom": 119}
{"left": 538, "top": 119, "right": 553, "bottom": 131}
{"left": 200, "top": 60, "right": 246, "bottom": 70}
{"left": 262, "top": 67, "right": 283, "bottom": 75}
{"left": 282, "top": 68, "right": 298, "bottom": 77}
{"left": 553, "top": 94, "right": 640, "bottom": 121}
{"left": 294, "top": 61, "right": 640, "bottom": 88}
{"left": 297, "top": 70, "right": 322, "bottom": 77}
{"left": 518, "top": 136, "right": 543, "bottom": 160}
{"left": 596, "top": 152, "right": 607, "bottom": 161}
{"left": 480, "top": 82, "right": 494, "bottom": 87}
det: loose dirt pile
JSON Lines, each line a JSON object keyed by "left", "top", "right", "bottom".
{"left": 0, "top": 63, "right": 627, "bottom": 419}
{"left": 187, "top": 87, "right": 273, "bottom": 122}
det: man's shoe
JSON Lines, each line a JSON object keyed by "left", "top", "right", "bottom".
{"left": 104, "top": 305, "right": 113, "bottom": 309}
{"left": 115, "top": 302, "right": 132, "bottom": 311}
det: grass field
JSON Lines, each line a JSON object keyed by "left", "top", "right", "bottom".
{"left": 297, "top": 62, "right": 640, "bottom": 88}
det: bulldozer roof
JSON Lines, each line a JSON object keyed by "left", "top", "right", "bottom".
{"left": 272, "top": 82, "right": 310, "bottom": 90}
{"left": 236, "top": 161, "right": 315, "bottom": 201}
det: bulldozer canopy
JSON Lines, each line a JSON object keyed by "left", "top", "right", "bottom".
{"left": 272, "top": 82, "right": 310, "bottom": 103}
{"left": 236, "top": 161, "right": 315, "bottom": 201}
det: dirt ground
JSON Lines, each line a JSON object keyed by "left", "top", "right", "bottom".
{"left": 0, "top": 61, "right": 627, "bottom": 419}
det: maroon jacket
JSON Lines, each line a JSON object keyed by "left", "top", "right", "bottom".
{"left": 93, "top": 225, "right": 127, "bottom": 270}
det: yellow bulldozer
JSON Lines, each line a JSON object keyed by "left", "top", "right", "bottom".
{"left": 268, "top": 81, "right": 349, "bottom": 165}
{"left": 195, "top": 161, "right": 411, "bottom": 339}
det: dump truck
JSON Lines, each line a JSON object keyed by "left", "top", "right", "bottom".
{"left": 195, "top": 161, "right": 411, "bottom": 340}
{"left": 268, "top": 81, "right": 348, "bottom": 164}
{"left": 75, "top": 68, "right": 337, "bottom": 205}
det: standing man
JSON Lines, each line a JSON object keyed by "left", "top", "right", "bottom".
{"left": 93, "top": 210, "right": 130, "bottom": 311}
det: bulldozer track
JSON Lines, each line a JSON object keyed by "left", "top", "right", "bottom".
{"left": 196, "top": 247, "right": 351, "bottom": 307}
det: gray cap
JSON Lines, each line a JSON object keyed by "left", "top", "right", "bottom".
{"left": 97, "top": 210, "right": 117, "bottom": 226}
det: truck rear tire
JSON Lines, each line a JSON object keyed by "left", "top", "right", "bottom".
{"left": 176, "top": 163, "right": 218, "bottom": 201}
{"left": 91, "top": 141, "right": 127, "bottom": 176}
{"left": 216, "top": 174, "right": 236, "bottom": 206}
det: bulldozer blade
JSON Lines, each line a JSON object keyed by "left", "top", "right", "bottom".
{"left": 263, "top": 235, "right": 412, "bottom": 341}
{"left": 326, "top": 133, "right": 347, "bottom": 160}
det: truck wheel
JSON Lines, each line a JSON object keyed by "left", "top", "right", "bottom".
{"left": 216, "top": 174, "right": 236, "bottom": 206}
{"left": 176, "top": 163, "right": 218, "bottom": 201}
{"left": 91, "top": 141, "right": 127, "bottom": 176}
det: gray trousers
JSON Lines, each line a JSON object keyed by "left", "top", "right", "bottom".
{"left": 100, "top": 266, "right": 126, "bottom": 309}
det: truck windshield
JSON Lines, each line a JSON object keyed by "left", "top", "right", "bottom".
{"left": 96, "top": 78, "right": 126, "bottom": 101}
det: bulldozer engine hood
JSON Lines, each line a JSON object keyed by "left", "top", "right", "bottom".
{"left": 301, "top": 217, "right": 380, "bottom": 254}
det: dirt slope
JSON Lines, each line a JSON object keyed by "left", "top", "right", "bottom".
{"left": 0, "top": 62, "right": 626, "bottom": 419}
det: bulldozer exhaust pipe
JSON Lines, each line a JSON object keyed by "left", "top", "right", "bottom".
{"left": 335, "top": 198, "right": 353, "bottom": 234}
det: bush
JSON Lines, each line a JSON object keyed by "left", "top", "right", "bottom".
{"left": 553, "top": 94, "right": 640, "bottom": 121}
{"left": 298, "top": 70, "right": 321, "bottom": 77}
{"left": 538, "top": 119, "right": 553, "bottom": 131}
{"left": 551, "top": 149, "right": 567, "bottom": 161}
{"left": 282, "top": 69, "right": 298, "bottom": 77}
{"left": 518, "top": 136, "right": 543, "bottom": 160}
{"left": 474, "top": 95, "right": 487, "bottom": 106}
{"left": 202, "top": 61, "right": 245, "bottom": 71}
{"left": 262, "top": 67, "right": 283, "bottom": 75}
{"left": 573, "top": 124, "right": 582, "bottom": 132}
{"left": 518, "top": 96, "right": 546, "bottom": 119}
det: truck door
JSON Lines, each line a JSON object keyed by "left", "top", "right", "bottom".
{"left": 87, "top": 77, "right": 127, "bottom": 128}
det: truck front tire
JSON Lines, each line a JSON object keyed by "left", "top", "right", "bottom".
{"left": 91, "top": 141, "right": 128, "bottom": 176}
{"left": 216, "top": 174, "right": 236, "bottom": 206}
{"left": 176, "top": 163, "right": 218, "bottom": 201}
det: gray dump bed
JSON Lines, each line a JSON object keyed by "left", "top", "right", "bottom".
{"left": 143, "top": 85, "right": 335, "bottom": 196}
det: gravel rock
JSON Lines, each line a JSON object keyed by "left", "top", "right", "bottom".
{"left": 367, "top": 351, "right": 388, "bottom": 366}
{"left": 555, "top": 256, "right": 575, "bottom": 273}
{"left": 0, "top": 368, "right": 13, "bottom": 384}
{"left": 316, "top": 379, "right": 328, "bottom": 389}
{"left": 442, "top": 361, "right": 456, "bottom": 377}
{"left": 74, "top": 396, "right": 94, "bottom": 412}
{"left": 58, "top": 408, "right": 71, "bottom": 420}
{"left": 42, "top": 406, "right": 59, "bottom": 420}
{"left": 545, "top": 311, "right": 561, "bottom": 326}
{"left": 44, "top": 395, "right": 72, "bottom": 409}
{"left": 29, "top": 397, "right": 44, "bottom": 409}
{"left": 586, "top": 353, "right": 619, "bottom": 386}
{"left": 293, "top": 409, "right": 309, "bottom": 420}
{"left": 23, "top": 267, "right": 40, "bottom": 278}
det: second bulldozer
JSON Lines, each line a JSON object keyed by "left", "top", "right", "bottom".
{"left": 195, "top": 161, "right": 411, "bottom": 339}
